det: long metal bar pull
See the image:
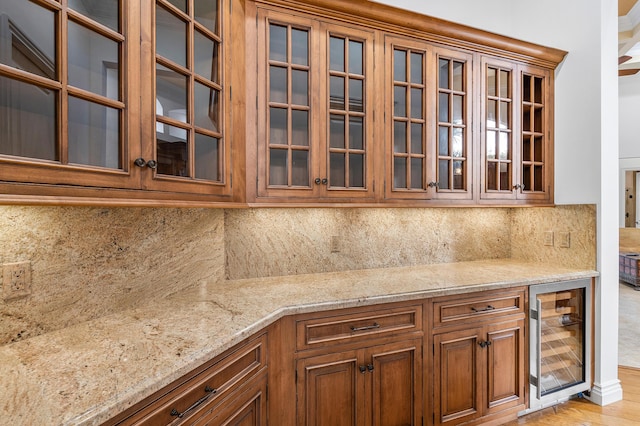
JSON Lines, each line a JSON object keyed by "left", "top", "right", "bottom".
{"left": 170, "top": 386, "right": 217, "bottom": 418}
{"left": 471, "top": 305, "right": 495, "bottom": 313}
{"left": 536, "top": 298, "right": 543, "bottom": 400}
{"left": 350, "top": 322, "right": 380, "bottom": 332}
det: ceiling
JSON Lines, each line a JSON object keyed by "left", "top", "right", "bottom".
{"left": 619, "top": 0, "right": 640, "bottom": 74}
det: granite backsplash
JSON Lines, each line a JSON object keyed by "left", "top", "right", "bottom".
{"left": 0, "top": 204, "right": 595, "bottom": 345}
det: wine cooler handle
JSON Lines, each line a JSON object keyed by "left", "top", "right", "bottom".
{"left": 536, "top": 298, "right": 543, "bottom": 400}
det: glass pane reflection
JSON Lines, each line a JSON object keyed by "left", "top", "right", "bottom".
{"left": 269, "top": 24, "right": 287, "bottom": 62}
{"left": 350, "top": 116, "right": 363, "bottom": 150}
{"left": 68, "top": 97, "right": 120, "bottom": 168}
{"left": 330, "top": 37, "right": 345, "bottom": 72}
{"left": 157, "top": 124, "right": 188, "bottom": 176}
{"left": 0, "top": 76, "right": 57, "bottom": 160}
{"left": 0, "top": 1, "right": 56, "bottom": 80}
{"left": 330, "top": 114, "right": 345, "bottom": 149}
{"left": 194, "top": 82, "right": 219, "bottom": 132}
{"left": 194, "top": 30, "right": 218, "bottom": 82}
{"left": 291, "top": 29, "right": 308, "bottom": 66}
{"left": 156, "top": 5, "right": 187, "bottom": 67}
{"left": 194, "top": 0, "right": 219, "bottom": 34}
{"left": 195, "top": 133, "right": 220, "bottom": 181}
{"left": 394, "top": 50, "right": 406, "bottom": 82}
{"left": 394, "top": 121, "right": 406, "bottom": 153}
{"left": 69, "top": 0, "right": 119, "bottom": 31}
{"left": 349, "top": 40, "right": 363, "bottom": 75}
{"left": 156, "top": 64, "right": 188, "bottom": 118}
{"left": 68, "top": 22, "right": 119, "bottom": 99}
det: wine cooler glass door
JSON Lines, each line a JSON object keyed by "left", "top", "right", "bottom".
{"left": 529, "top": 279, "right": 591, "bottom": 412}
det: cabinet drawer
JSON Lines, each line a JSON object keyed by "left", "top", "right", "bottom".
{"left": 433, "top": 289, "right": 525, "bottom": 327}
{"left": 296, "top": 304, "right": 422, "bottom": 351}
{"left": 108, "top": 333, "right": 267, "bottom": 425}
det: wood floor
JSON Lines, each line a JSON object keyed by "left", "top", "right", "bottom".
{"left": 504, "top": 366, "right": 640, "bottom": 425}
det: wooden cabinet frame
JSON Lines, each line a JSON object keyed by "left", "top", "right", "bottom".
{"left": 0, "top": 0, "right": 565, "bottom": 206}
{"left": 247, "top": 0, "right": 565, "bottom": 207}
{"left": 0, "top": 0, "right": 244, "bottom": 206}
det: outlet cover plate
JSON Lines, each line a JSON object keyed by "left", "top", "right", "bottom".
{"left": 3, "top": 261, "right": 32, "bottom": 301}
{"left": 544, "top": 231, "right": 554, "bottom": 246}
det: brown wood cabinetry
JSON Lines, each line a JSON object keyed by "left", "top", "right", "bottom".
{"left": 294, "top": 302, "right": 424, "bottom": 426}
{"left": 246, "top": 0, "right": 565, "bottom": 206}
{"left": 480, "top": 58, "right": 553, "bottom": 203}
{"left": 0, "top": 0, "right": 241, "bottom": 205}
{"left": 103, "top": 333, "right": 267, "bottom": 426}
{"left": 0, "top": 0, "right": 564, "bottom": 206}
{"left": 431, "top": 289, "right": 527, "bottom": 425}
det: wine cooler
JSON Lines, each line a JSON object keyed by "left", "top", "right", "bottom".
{"left": 525, "top": 279, "right": 592, "bottom": 413}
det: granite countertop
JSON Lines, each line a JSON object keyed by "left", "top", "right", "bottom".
{"left": 0, "top": 259, "right": 598, "bottom": 425}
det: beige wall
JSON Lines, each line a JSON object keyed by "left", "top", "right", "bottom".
{"left": 0, "top": 204, "right": 595, "bottom": 345}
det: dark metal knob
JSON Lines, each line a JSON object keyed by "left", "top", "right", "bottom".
{"left": 428, "top": 181, "right": 439, "bottom": 188}
{"left": 146, "top": 159, "right": 158, "bottom": 169}
{"left": 367, "top": 364, "right": 374, "bottom": 372}
{"left": 315, "top": 178, "right": 321, "bottom": 185}
{"left": 359, "top": 365, "right": 367, "bottom": 373}
{"left": 321, "top": 178, "right": 328, "bottom": 185}
{"left": 134, "top": 157, "right": 146, "bottom": 167}
{"left": 513, "top": 183, "right": 526, "bottom": 190}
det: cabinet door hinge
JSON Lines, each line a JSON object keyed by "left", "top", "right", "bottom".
{"left": 266, "top": 383, "right": 269, "bottom": 401}
{"left": 530, "top": 308, "right": 538, "bottom": 320}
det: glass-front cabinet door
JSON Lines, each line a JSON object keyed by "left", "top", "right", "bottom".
{"left": 518, "top": 64, "right": 552, "bottom": 202}
{"left": 432, "top": 47, "right": 473, "bottom": 201}
{"left": 480, "top": 58, "right": 553, "bottom": 203}
{"left": 140, "top": 0, "right": 231, "bottom": 196}
{"left": 480, "top": 57, "right": 516, "bottom": 201}
{"left": 0, "top": 0, "right": 139, "bottom": 189}
{"left": 385, "top": 36, "right": 432, "bottom": 201}
{"left": 255, "top": 7, "right": 375, "bottom": 201}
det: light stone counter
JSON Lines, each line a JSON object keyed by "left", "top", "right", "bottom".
{"left": 0, "top": 259, "right": 597, "bottom": 425}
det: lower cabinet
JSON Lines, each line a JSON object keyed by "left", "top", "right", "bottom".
{"left": 190, "top": 371, "right": 267, "bottom": 426}
{"left": 432, "top": 289, "right": 527, "bottom": 425}
{"left": 296, "top": 339, "right": 423, "bottom": 426}
{"left": 104, "top": 289, "right": 534, "bottom": 426}
{"left": 103, "top": 333, "right": 268, "bottom": 426}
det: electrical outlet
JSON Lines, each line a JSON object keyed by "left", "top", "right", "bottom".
{"left": 330, "top": 236, "right": 341, "bottom": 253}
{"left": 544, "top": 231, "right": 554, "bottom": 246}
{"left": 3, "top": 261, "right": 31, "bottom": 301}
{"left": 558, "top": 232, "right": 571, "bottom": 248}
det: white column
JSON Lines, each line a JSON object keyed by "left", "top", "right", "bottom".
{"left": 589, "top": 0, "right": 623, "bottom": 406}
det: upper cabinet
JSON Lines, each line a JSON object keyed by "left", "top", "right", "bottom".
{"left": 246, "top": 0, "right": 565, "bottom": 206}
{"left": 0, "top": 0, "right": 240, "bottom": 205}
{"left": 252, "top": 8, "right": 376, "bottom": 202}
{"left": 480, "top": 58, "right": 553, "bottom": 203}
{"left": 0, "top": 0, "right": 565, "bottom": 206}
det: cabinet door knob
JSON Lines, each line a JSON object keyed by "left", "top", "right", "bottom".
{"left": 146, "top": 159, "right": 158, "bottom": 169}
{"left": 359, "top": 365, "right": 367, "bottom": 373}
{"left": 428, "top": 181, "right": 439, "bottom": 188}
{"left": 367, "top": 364, "right": 374, "bottom": 372}
{"left": 321, "top": 178, "right": 328, "bottom": 185}
{"left": 134, "top": 157, "right": 146, "bottom": 168}
{"left": 315, "top": 178, "right": 321, "bottom": 185}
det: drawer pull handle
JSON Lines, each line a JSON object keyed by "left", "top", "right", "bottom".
{"left": 471, "top": 305, "right": 495, "bottom": 313}
{"left": 350, "top": 322, "right": 380, "bottom": 332}
{"left": 170, "top": 385, "right": 217, "bottom": 418}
